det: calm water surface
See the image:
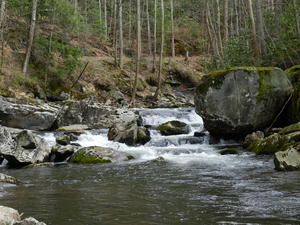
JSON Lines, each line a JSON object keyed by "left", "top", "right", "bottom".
{"left": 1, "top": 108, "right": 300, "bottom": 225}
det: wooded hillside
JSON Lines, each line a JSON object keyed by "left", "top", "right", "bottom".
{"left": 0, "top": 0, "right": 299, "bottom": 103}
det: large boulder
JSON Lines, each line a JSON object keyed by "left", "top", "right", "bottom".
{"left": 69, "top": 146, "right": 134, "bottom": 163}
{"left": 274, "top": 146, "right": 300, "bottom": 171}
{"left": 108, "top": 123, "right": 151, "bottom": 146}
{"left": 0, "top": 128, "right": 51, "bottom": 167}
{"left": 281, "top": 65, "right": 300, "bottom": 124}
{"left": 157, "top": 121, "right": 190, "bottom": 136}
{"left": 0, "top": 96, "right": 60, "bottom": 130}
{"left": 195, "top": 67, "right": 292, "bottom": 137}
{"left": 56, "top": 100, "right": 138, "bottom": 129}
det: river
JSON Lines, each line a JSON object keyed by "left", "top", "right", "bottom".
{"left": 0, "top": 108, "right": 300, "bottom": 225}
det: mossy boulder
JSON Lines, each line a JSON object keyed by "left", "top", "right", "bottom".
{"left": 281, "top": 65, "right": 300, "bottom": 124}
{"left": 108, "top": 122, "right": 151, "bottom": 146}
{"left": 70, "top": 146, "right": 134, "bottom": 164}
{"left": 194, "top": 67, "right": 292, "bottom": 137}
{"left": 220, "top": 148, "right": 239, "bottom": 155}
{"left": 157, "top": 121, "right": 190, "bottom": 136}
{"left": 247, "top": 133, "right": 289, "bottom": 155}
{"left": 243, "top": 131, "right": 265, "bottom": 148}
{"left": 274, "top": 147, "right": 300, "bottom": 171}
{"left": 56, "top": 135, "right": 71, "bottom": 145}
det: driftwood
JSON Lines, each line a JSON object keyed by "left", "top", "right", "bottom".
{"left": 71, "top": 62, "right": 89, "bottom": 89}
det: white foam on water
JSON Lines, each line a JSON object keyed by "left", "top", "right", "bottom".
{"left": 39, "top": 133, "right": 56, "bottom": 147}
{"left": 34, "top": 108, "right": 259, "bottom": 170}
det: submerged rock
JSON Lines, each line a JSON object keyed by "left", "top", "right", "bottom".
{"left": 274, "top": 147, "right": 300, "bottom": 171}
{"left": 0, "top": 128, "right": 51, "bottom": 167}
{"left": 157, "top": 121, "right": 190, "bottom": 136}
{"left": 15, "top": 216, "right": 47, "bottom": 225}
{"left": 0, "top": 96, "right": 60, "bottom": 130}
{"left": 0, "top": 173, "right": 18, "bottom": 184}
{"left": 220, "top": 148, "right": 239, "bottom": 155}
{"left": 69, "top": 146, "right": 134, "bottom": 164}
{"left": 194, "top": 67, "right": 292, "bottom": 137}
{"left": 108, "top": 123, "right": 151, "bottom": 146}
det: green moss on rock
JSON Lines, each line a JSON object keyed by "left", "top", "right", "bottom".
{"left": 247, "top": 133, "right": 289, "bottom": 155}
{"left": 157, "top": 120, "right": 190, "bottom": 136}
{"left": 70, "top": 151, "right": 112, "bottom": 164}
{"left": 279, "top": 123, "right": 300, "bottom": 135}
{"left": 197, "top": 67, "right": 278, "bottom": 96}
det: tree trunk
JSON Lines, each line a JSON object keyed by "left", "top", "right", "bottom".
{"left": 104, "top": 0, "right": 108, "bottom": 39}
{"left": 216, "top": 0, "right": 223, "bottom": 57}
{"left": 98, "top": 0, "right": 102, "bottom": 27}
{"left": 118, "top": 0, "right": 123, "bottom": 69}
{"left": 154, "top": 0, "right": 164, "bottom": 99}
{"left": 234, "top": 0, "right": 239, "bottom": 36}
{"left": 152, "top": 0, "right": 157, "bottom": 72}
{"left": 113, "top": 0, "right": 118, "bottom": 65}
{"left": 23, "top": 0, "right": 38, "bottom": 73}
{"left": 146, "top": 0, "right": 152, "bottom": 56}
{"left": 0, "top": 0, "right": 5, "bottom": 26}
{"left": 255, "top": 0, "right": 267, "bottom": 55}
{"left": 131, "top": 0, "right": 141, "bottom": 106}
{"left": 274, "top": 0, "right": 282, "bottom": 39}
{"left": 128, "top": 0, "right": 132, "bottom": 46}
{"left": 0, "top": 0, "right": 5, "bottom": 68}
{"left": 292, "top": 0, "right": 300, "bottom": 37}
{"left": 223, "top": 0, "right": 229, "bottom": 42}
{"left": 170, "top": 0, "right": 175, "bottom": 57}
{"left": 247, "top": 0, "right": 259, "bottom": 60}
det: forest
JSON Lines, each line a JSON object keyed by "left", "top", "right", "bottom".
{"left": 0, "top": 0, "right": 300, "bottom": 225}
{"left": 0, "top": 0, "right": 299, "bottom": 103}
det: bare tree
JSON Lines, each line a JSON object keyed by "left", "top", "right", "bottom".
{"left": 23, "top": 0, "right": 38, "bottom": 73}
{"left": 247, "top": 0, "right": 259, "bottom": 59}
{"left": 255, "top": 0, "right": 267, "bottom": 55}
{"left": 152, "top": 0, "right": 157, "bottom": 72}
{"left": 292, "top": 0, "right": 300, "bottom": 37}
{"left": 146, "top": 0, "right": 152, "bottom": 56}
{"left": 0, "top": 0, "right": 5, "bottom": 67}
{"left": 104, "top": 0, "right": 108, "bottom": 39}
{"left": 170, "top": 0, "right": 175, "bottom": 57}
{"left": 223, "top": 0, "right": 229, "bottom": 42}
{"left": 118, "top": 0, "right": 124, "bottom": 69}
{"left": 131, "top": 0, "right": 141, "bottom": 106}
{"left": 154, "top": 0, "right": 164, "bottom": 99}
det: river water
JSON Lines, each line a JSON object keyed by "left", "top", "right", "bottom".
{"left": 0, "top": 108, "right": 300, "bottom": 225}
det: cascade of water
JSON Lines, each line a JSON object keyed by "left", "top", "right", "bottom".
{"left": 72, "top": 108, "right": 250, "bottom": 166}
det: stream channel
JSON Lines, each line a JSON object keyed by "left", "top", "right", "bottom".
{"left": 1, "top": 108, "right": 300, "bottom": 225}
